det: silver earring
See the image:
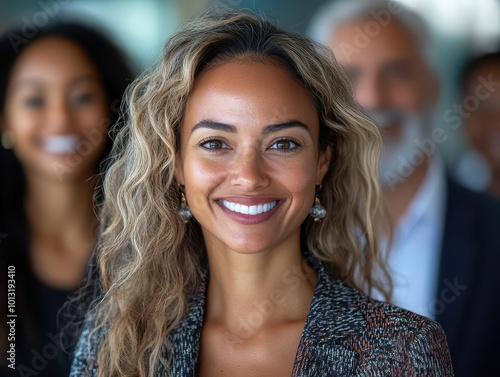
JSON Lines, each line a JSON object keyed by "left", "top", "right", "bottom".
{"left": 1, "top": 131, "right": 13, "bottom": 150}
{"left": 309, "top": 185, "right": 326, "bottom": 222}
{"left": 178, "top": 190, "right": 193, "bottom": 223}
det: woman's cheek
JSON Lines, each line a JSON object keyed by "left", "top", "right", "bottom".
{"left": 183, "top": 157, "right": 226, "bottom": 213}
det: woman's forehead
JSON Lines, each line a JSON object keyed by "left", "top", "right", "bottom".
{"left": 183, "top": 60, "right": 319, "bottom": 130}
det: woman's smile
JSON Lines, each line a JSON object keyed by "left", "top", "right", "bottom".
{"left": 217, "top": 197, "right": 283, "bottom": 225}
{"left": 41, "top": 133, "right": 82, "bottom": 155}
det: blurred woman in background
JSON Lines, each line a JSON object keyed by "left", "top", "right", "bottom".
{"left": 0, "top": 22, "right": 134, "bottom": 376}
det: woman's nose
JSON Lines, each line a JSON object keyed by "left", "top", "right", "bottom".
{"left": 45, "top": 100, "right": 74, "bottom": 132}
{"left": 229, "top": 147, "right": 270, "bottom": 191}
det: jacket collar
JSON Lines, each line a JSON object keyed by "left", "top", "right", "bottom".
{"left": 291, "top": 255, "right": 362, "bottom": 376}
{"left": 164, "top": 255, "right": 364, "bottom": 376}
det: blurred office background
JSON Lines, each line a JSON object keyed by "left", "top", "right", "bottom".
{"left": 1, "top": 0, "right": 500, "bottom": 170}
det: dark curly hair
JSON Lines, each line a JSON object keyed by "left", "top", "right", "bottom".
{"left": 0, "top": 21, "right": 135, "bottom": 375}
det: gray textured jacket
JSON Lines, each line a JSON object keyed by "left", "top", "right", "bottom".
{"left": 70, "top": 256, "right": 454, "bottom": 376}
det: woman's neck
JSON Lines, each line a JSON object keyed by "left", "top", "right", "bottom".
{"left": 204, "top": 233, "right": 317, "bottom": 337}
{"left": 25, "top": 174, "right": 98, "bottom": 245}
{"left": 22, "top": 174, "right": 98, "bottom": 289}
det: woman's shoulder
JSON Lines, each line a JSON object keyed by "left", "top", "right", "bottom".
{"left": 314, "top": 271, "right": 446, "bottom": 338}
{"left": 322, "top": 273, "right": 444, "bottom": 335}
{"left": 69, "top": 312, "right": 102, "bottom": 377}
{"left": 308, "top": 257, "right": 437, "bottom": 323}
{"left": 301, "top": 269, "right": 454, "bottom": 376}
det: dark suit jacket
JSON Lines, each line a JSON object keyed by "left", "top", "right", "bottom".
{"left": 436, "top": 179, "right": 500, "bottom": 376}
{"left": 70, "top": 255, "right": 453, "bottom": 376}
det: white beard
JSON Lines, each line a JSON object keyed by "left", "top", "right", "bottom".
{"left": 363, "top": 109, "right": 429, "bottom": 189}
{"left": 379, "top": 114, "right": 428, "bottom": 188}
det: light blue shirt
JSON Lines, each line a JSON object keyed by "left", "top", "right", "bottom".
{"left": 378, "top": 156, "right": 447, "bottom": 319}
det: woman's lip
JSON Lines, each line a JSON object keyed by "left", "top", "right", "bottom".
{"left": 216, "top": 199, "right": 283, "bottom": 225}
{"left": 215, "top": 197, "right": 281, "bottom": 206}
{"left": 41, "top": 134, "right": 81, "bottom": 154}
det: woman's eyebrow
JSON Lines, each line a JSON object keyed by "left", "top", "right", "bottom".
{"left": 12, "top": 78, "right": 44, "bottom": 90}
{"left": 191, "top": 120, "right": 237, "bottom": 133}
{"left": 12, "top": 74, "right": 99, "bottom": 91}
{"left": 69, "top": 74, "right": 101, "bottom": 86}
{"left": 261, "top": 121, "right": 309, "bottom": 135}
{"left": 191, "top": 120, "right": 309, "bottom": 134}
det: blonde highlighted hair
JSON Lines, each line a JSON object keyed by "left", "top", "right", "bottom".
{"left": 85, "top": 10, "right": 392, "bottom": 377}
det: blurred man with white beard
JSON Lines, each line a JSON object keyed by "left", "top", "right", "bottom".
{"left": 309, "top": 1, "right": 500, "bottom": 376}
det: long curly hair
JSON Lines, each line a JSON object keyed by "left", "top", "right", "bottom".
{"left": 87, "top": 10, "right": 392, "bottom": 377}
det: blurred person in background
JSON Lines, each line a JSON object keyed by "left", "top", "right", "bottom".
{"left": 455, "top": 50, "right": 500, "bottom": 198}
{"left": 0, "top": 22, "right": 134, "bottom": 376}
{"left": 309, "top": 0, "right": 500, "bottom": 375}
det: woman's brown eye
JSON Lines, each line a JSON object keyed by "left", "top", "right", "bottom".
{"left": 24, "top": 97, "right": 44, "bottom": 108}
{"left": 71, "top": 93, "right": 94, "bottom": 106}
{"left": 270, "top": 139, "right": 299, "bottom": 150}
{"left": 201, "top": 140, "right": 227, "bottom": 150}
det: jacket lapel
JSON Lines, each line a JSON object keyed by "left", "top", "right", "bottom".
{"left": 435, "top": 179, "right": 477, "bottom": 354}
{"left": 162, "top": 258, "right": 365, "bottom": 377}
{"left": 292, "top": 259, "right": 363, "bottom": 376}
{"left": 164, "top": 283, "right": 206, "bottom": 377}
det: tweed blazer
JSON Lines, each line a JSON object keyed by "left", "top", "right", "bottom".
{"left": 70, "top": 256, "right": 453, "bottom": 376}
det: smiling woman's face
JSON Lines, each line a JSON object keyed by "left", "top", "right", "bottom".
{"left": 3, "top": 36, "right": 109, "bottom": 182}
{"left": 175, "top": 59, "right": 330, "bottom": 254}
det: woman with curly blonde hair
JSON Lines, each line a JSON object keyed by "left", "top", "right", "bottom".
{"left": 70, "top": 10, "right": 453, "bottom": 377}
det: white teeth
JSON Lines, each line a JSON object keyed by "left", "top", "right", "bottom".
{"left": 221, "top": 200, "right": 277, "bottom": 215}
{"left": 43, "top": 135, "right": 80, "bottom": 154}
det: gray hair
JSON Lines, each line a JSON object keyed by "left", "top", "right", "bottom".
{"left": 307, "top": 0, "right": 437, "bottom": 71}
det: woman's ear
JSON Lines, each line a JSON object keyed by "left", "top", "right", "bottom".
{"left": 0, "top": 115, "right": 14, "bottom": 150}
{"left": 316, "top": 145, "right": 332, "bottom": 184}
{"left": 0, "top": 114, "right": 6, "bottom": 132}
{"left": 174, "top": 152, "right": 185, "bottom": 186}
